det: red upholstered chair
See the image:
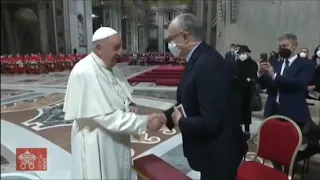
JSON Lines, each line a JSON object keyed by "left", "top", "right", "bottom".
{"left": 133, "top": 154, "right": 191, "bottom": 180}
{"left": 237, "top": 115, "right": 302, "bottom": 180}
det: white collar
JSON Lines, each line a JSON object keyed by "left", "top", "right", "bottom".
{"left": 285, "top": 54, "right": 298, "bottom": 65}
{"left": 186, "top": 42, "right": 201, "bottom": 62}
{"left": 91, "top": 52, "right": 108, "bottom": 69}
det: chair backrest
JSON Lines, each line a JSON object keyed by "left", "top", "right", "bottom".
{"left": 256, "top": 115, "right": 302, "bottom": 169}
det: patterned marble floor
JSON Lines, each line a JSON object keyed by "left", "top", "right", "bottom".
{"left": 1, "top": 64, "right": 319, "bottom": 180}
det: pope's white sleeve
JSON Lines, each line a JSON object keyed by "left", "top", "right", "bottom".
{"left": 92, "top": 109, "right": 148, "bottom": 135}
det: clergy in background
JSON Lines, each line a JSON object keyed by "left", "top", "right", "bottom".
{"left": 63, "top": 27, "right": 166, "bottom": 179}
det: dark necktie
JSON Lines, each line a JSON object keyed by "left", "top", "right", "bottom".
{"left": 282, "top": 59, "right": 290, "bottom": 75}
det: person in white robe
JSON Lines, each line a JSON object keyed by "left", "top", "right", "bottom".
{"left": 63, "top": 27, "right": 166, "bottom": 179}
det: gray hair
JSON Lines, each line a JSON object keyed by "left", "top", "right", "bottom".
{"left": 172, "top": 13, "right": 204, "bottom": 41}
{"left": 92, "top": 38, "right": 109, "bottom": 51}
{"left": 278, "top": 33, "right": 298, "bottom": 44}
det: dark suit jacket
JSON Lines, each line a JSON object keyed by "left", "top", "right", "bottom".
{"left": 314, "top": 65, "right": 320, "bottom": 92}
{"left": 225, "top": 51, "right": 236, "bottom": 64}
{"left": 164, "top": 42, "right": 243, "bottom": 175}
{"left": 259, "top": 57, "right": 315, "bottom": 123}
{"left": 268, "top": 56, "right": 279, "bottom": 68}
{"left": 310, "top": 58, "right": 320, "bottom": 92}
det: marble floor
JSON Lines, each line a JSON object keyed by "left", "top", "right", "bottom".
{"left": 1, "top": 64, "right": 319, "bottom": 180}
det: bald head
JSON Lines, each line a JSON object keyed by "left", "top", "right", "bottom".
{"left": 169, "top": 13, "right": 204, "bottom": 41}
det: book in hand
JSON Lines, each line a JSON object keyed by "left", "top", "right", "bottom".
{"left": 309, "top": 91, "right": 320, "bottom": 99}
{"left": 176, "top": 104, "right": 187, "bottom": 117}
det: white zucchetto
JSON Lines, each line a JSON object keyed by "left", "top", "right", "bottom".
{"left": 92, "top": 27, "right": 118, "bottom": 42}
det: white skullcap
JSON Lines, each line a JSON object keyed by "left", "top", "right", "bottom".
{"left": 92, "top": 27, "right": 118, "bottom": 42}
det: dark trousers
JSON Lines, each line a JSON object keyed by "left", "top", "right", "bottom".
{"left": 239, "top": 93, "right": 252, "bottom": 133}
{"left": 191, "top": 143, "right": 241, "bottom": 180}
{"left": 199, "top": 153, "right": 239, "bottom": 180}
{"left": 269, "top": 103, "right": 305, "bottom": 172}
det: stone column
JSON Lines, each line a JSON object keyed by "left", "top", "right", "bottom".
{"left": 143, "top": 10, "right": 149, "bottom": 52}
{"left": 196, "top": 0, "right": 204, "bottom": 23}
{"left": 116, "top": 0, "right": 122, "bottom": 35}
{"left": 206, "top": 0, "right": 213, "bottom": 44}
{"left": 51, "top": 0, "right": 59, "bottom": 53}
{"left": 102, "top": 6, "right": 111, "bottom": 26}
{"left": 62, "top": 0, "right": 71, "bottom": 53}
{"left": 84, "top": 0, "right": 93, "bottom": 53}
{"left": 38, "top": 2, "right": 49, "bottom": 53}
{"left": 110, "top": 0, "right": 122, "bottom": 32}
{"left": 126, "top": 21, "right": 132, "bottom": 52}
{"left": 130, "top": 1, "right": 139, "bottom": 52}
{"left": 157, "top": 11, "right": 164, "bottom": 53}
{"left": 1, "top": 5, "right": 16, "bottom": 54}
{"left": 1, "top": 23, "right": 5, "bottom": 53}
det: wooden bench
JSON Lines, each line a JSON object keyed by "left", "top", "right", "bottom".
{"left": 133, "top": 154, "right": 191, "bottom": 180}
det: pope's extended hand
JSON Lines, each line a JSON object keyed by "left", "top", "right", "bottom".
{"left": 147, "top": 113, "right": 166, "bottom": 131}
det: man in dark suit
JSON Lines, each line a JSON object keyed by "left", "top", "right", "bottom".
{"left": 259, "top": 33, "right": 315, "bottom": 127}
{"left": 225, "top": 43, "right": 235, "bottom": 61}
{"left": 159, "top": 13, "right": 244, "bottom": 180}
{"left": 225, "top": 44, "right": 241, "bottom": 64}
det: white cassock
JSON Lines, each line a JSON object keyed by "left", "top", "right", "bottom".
{"left": 63, "top": 51, "right": 148, "bottom": 179}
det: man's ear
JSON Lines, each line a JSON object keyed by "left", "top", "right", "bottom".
{"left": 96, "top": 44, "right": 101, "bottom": 50}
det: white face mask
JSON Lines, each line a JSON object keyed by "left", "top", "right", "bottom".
{"left": 239, "top": 54, "right": 248, "bottom": 61}
{"left": 168, "top": 42, "right": 181, "bottom": 58}
{"left": 316, "top": 50, "right": 320, "bottom": 58}
{"left": 299, "top": 52, "right": 307, "bottom": 58}
{"left": 230, "top": 48, "right": 235, "bottom": 52}
{"left": 234, "top": 50, "right": 239, "bottom": 54}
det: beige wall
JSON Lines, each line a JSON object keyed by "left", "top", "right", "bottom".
{"left": 216, "top": 0, "right": 320, "bottom": 59}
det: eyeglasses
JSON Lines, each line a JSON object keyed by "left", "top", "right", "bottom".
{"left": 168, "top": 32, "right": 184, "bottom": 42}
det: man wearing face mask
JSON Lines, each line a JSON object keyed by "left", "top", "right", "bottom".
{"left": 158, "top": 13, "right": 244, "bottom": 180}
{"left": 308, "top": 45, "right": 320, "bottom": 100}
{"left": 234, "top": 45, "right": 258, "bottom": 139}
{"left": 259, "top": 33, "right": 315, "bottom": 129}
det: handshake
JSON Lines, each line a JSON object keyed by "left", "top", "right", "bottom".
{"left": 146, "top": 113, "right": 167, "bottom": 131}
{"left": 130, "top": 103, "right": 183, "bottom": 131}
{"left": 146, "top": 106, "right": 183, "bottom": 131}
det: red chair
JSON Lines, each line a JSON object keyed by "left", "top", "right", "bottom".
{"left": 237, "top": 115, "right": 302, "bottom": 180}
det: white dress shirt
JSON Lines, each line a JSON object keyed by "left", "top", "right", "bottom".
{"left": 275, "top": 54, "right": 298, "bottom": 103}
{"left": 316, "top": 58, "right": 320, "bottom": 66}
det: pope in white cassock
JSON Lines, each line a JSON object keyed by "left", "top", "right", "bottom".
{"left": 63, "top": 27, "right": 166, "bottom": 179}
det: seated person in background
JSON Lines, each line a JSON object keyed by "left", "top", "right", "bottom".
{"left": 299, "top": 47, "right": 310, "bottom": 59}
{"left": 234, "top": 45, "right": 258, "bottom": 139}
{"left": 258, "top": 33, "right": 314, "bottom": 129}
{"left": 73, "top": 48, "right": 77, "bottom": 55}
{"left": 307, "top": 45, "right": 320, "bottom": 100}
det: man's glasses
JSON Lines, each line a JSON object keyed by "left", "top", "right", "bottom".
{"left": 167, "top": 32, "right": 184, "bottom": 42}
